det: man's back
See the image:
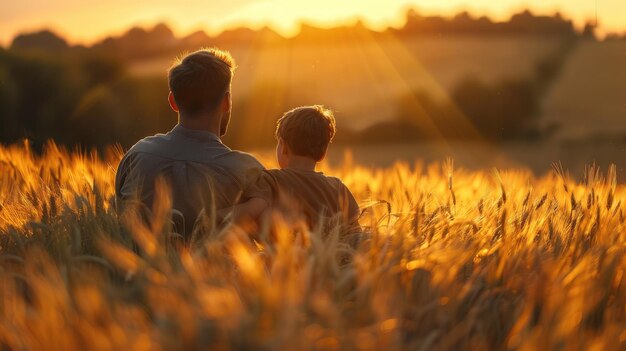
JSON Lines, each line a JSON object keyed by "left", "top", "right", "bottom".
{"left": 115, "top": 124, "right": 263, "bottom": 236}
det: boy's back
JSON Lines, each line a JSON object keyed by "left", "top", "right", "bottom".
{"left": 243, "top": 168, "right": 360, "bottom": 230}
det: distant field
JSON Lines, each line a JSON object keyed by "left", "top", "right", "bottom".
{"left": 542, "top": 40, "right": 626, "bottom": 140}
{"left": 130, "top": 35, "right": 564, "bottom": 129}
{"left": 255, "top": 139, "right": 626, "bottom": 180}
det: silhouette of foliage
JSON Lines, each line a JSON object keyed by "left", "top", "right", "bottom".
{"left": 11, "top": 30, "right": 69, "bottom": 52}
{"left": 394, "top": 9, "right": 578, "bottom": 38}
{"left": 387, "top": 79, "right": 539, "bottom": 142}
{"left": 451, "top": 77, "right": 537, "bottom": 140}
{"left": 0, "top": 50, "right": 166, "bottom": 149}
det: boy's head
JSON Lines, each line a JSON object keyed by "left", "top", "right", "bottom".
{"left": 167, "top": 48, "right": 236, "bottom": 136}
{"left": 275, "top": 105, "right": 336, "bottom": 166}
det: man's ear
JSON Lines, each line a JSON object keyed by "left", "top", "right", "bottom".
{"left": 221, "top": 91, "right": 231, "bottom": 112}
{"left": 168, "top": 92, "right": 179, "bottom": 112}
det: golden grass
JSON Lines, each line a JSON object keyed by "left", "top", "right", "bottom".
{"left": 2, "top": 142, "right": 626, "bottom": 350}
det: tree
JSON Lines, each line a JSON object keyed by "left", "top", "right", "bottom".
{"left": 11, "top": 30, "right": 69, "bottom": 52}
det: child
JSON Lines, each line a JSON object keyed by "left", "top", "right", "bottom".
{"left": 228, "top": 105, "right": 360, "bottom": 234}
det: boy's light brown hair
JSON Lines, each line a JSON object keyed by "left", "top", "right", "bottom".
{"left": 275, "top": 105, "right": 336, "bottom": 161}
{"left": 168, "top": 48, "right": 236, "bottom": 116}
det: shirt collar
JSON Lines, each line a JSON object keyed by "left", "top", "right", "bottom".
{"left": 169, "top": 124, "right": 222, "bottom": 144}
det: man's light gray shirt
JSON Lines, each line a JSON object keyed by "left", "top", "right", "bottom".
{"left": 115, "top": 124, "right": 264, "bottom": 236}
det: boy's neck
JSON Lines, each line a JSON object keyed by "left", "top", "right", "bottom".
{"left": 285, "top": 155, "right": 317, "bottom": 172}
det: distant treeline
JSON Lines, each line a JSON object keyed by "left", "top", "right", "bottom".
{"left": 9, "top": 9, "right": 600, "bottom": 59}
{"left": 0, "top": 9, "right": 603, "bottom": 150}
{"left": 0, "top": 48, "right": 172, "bottom": 148}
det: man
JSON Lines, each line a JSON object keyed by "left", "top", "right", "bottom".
{"left": 115, "top": 48, "right": 263, "bottom": 238}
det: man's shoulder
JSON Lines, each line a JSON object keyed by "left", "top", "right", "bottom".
{"left": 119, "top": 133, "right": 264, "bottom": 178}
{"left": 125, "top": 133, "right": 171, "bottom": 155}
{"left": 115, "top": 135, "right": 168, "bottom": 182}
{"left": 215, "top": 150, "right": 264, "bottom": 170}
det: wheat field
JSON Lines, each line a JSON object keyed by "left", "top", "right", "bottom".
{"left": 1, "top": 141, "right": 626, "bottom": 350}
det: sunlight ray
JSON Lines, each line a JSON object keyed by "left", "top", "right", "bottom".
{"left": 360, "top": 29, "right": 521, "bottom": 167}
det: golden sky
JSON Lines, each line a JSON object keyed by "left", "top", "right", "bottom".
{"left": 1, "top": 0, "right": 623, "bottom": 45}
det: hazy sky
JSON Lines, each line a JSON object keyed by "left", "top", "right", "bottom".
{"left": 1, "top": 0, "right": 623, "bottom": 45}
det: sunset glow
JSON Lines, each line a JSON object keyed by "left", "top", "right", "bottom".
{"left": 3, "top": 0, "right": 626, "bottom": 347}
{"left": 1, "top": 0, "right": 624, "bottom": 45}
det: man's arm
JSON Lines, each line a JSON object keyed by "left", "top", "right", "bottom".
{"left": 219, "top": 198, "right": 268, "bottom": 224}
{"left": 115, "top": 152, "right": 155, "bottom": 215}
{"left": 224, "top": 165, "right": 274, "bottom": 239}
{"left": 220, "top": 197, "right": 269, "bottom": 241}
{"left": 114, "top": 153, "right": 133, "bottom": 211}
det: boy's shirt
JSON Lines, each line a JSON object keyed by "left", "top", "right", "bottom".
{"left": 242, "top": 168, "right": 360, "bottom": 231}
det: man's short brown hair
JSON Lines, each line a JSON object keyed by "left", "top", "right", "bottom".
{"left": 168, "top": 48, "right": 236, "bottom": 116}
{"left": 275, "top": 105, "right": 336, "bottom": 161}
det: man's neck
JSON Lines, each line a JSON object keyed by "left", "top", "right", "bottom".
{"left": 179, "top": 115, "right": 220, "bottom": 136}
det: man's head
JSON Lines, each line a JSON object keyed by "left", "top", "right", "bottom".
{"left": 167, "top": 48, "right": 236, "bottom": 136}
{"left": 275, "top": 105, "right": 336, "bottom": 167}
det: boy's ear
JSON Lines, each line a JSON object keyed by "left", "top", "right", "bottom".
{"left": 280, "top": 139, "right": 290, "bottom": 155}
{"left": 168, "top": 92, "right": 179, "bottom": 112}
{"left": 318, "top": 150, "right": 327, "bottom": 161}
